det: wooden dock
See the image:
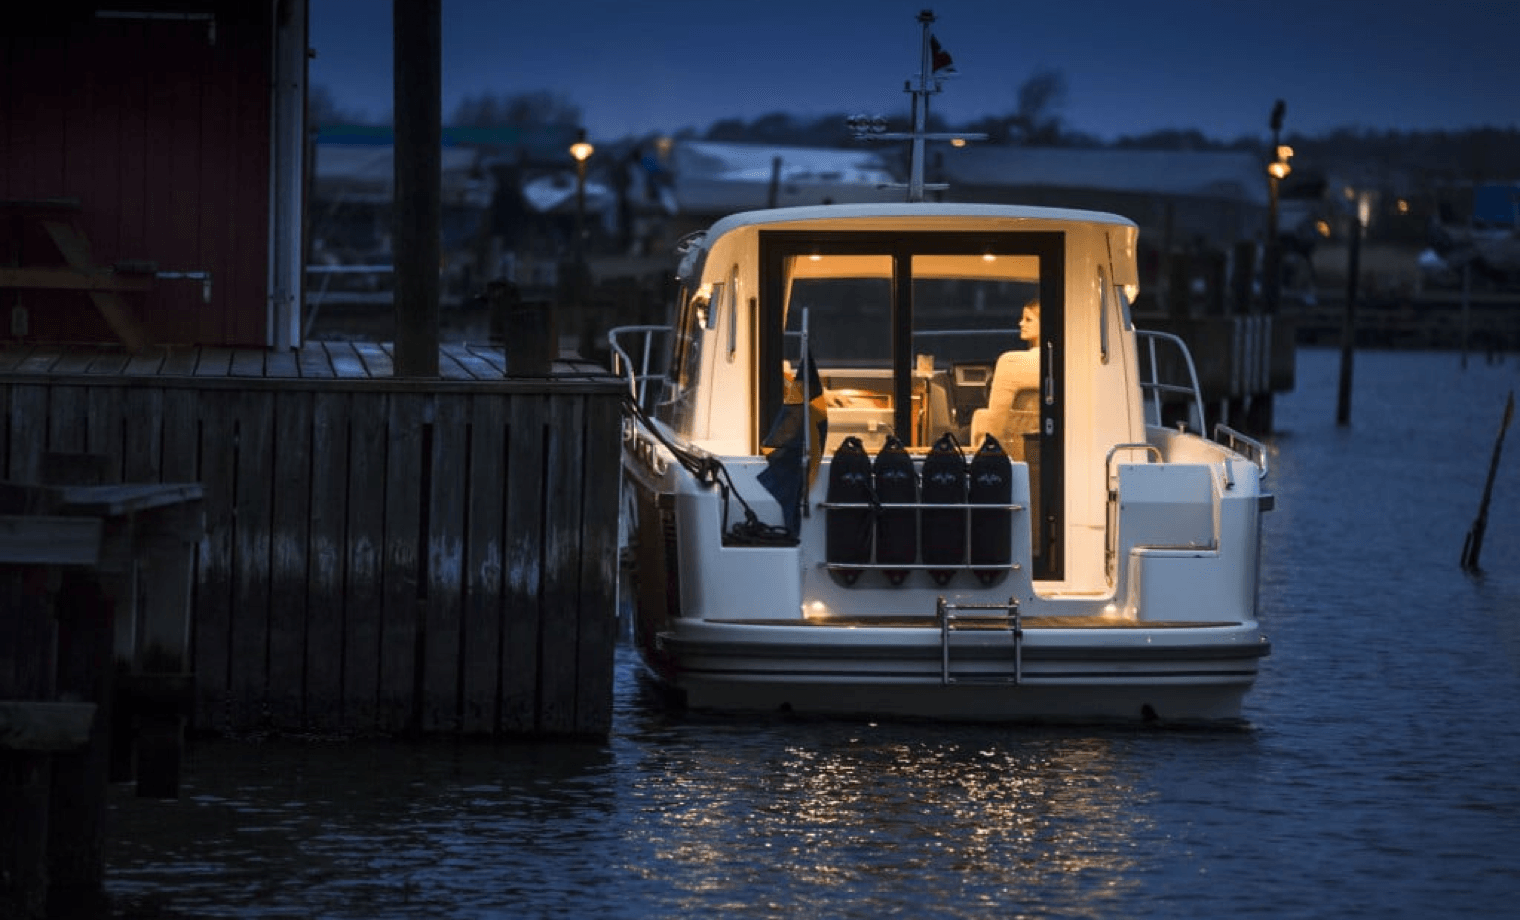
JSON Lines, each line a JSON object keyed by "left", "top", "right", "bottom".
{"left": 0, "top": 342, "right": 625, "bottom": 739}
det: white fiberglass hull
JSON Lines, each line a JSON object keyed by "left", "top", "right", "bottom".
{"left": 642, "top": 619, "right": 1270, "bottom": 725}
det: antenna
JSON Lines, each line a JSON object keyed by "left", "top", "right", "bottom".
{"left": 848, "top": 9, "right": 985, "bottom": 202}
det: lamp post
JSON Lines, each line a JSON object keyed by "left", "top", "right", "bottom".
{"left": 567, "top": 129, "right": 595, "bottom": 359}
{"left": 1336, "top": 192, "right": 1368, "bottom": 426}
{"left": 570, "top": 130, "right": 594, "bottom": 258}
{"left": 1264, "top": 100, "right": 1290, "bottom": 315}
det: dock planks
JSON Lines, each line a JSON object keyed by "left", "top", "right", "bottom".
{"left": 0, "top": 343, "right": 625, "bottom": 737}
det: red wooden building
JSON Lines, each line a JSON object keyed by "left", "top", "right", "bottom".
{"left": 2, "top": 1, "right": 307, "bottom": 349}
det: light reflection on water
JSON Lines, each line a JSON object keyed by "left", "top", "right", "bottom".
{"left": 104, "top": 348, "right": 1520, "bottom": 919}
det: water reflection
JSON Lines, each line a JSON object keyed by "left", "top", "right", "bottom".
{"left": 608, "top": 681, "right": 1185, "bottom": 919}
{"left": 108, "top": 675, "right": 1208, "bottom": 919}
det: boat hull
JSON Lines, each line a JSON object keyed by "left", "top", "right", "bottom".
{"left": 641, "top": 619, "right": 1270, "bottom": 725}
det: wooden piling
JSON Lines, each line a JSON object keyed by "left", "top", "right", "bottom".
{"left": 1461, "top": 391, "right": 1514, "bottom": 573}
{"left": 0, "top": 476, "right": 201, "bottom": 917}
{"left": 392, "top": 0, "right": 442, "bottom": 376}
{"left": 1336, "top": 216, "right": 1361, "bottom": 426}
{"left": 0, "top": 561, "right": 58, "bottom": 920}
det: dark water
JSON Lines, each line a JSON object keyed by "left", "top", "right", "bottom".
{"left": 102, "top": 347, "right": 1520, "bottom": 919}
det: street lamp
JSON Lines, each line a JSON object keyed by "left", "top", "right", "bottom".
{"left": 1264, "top": 100, "right": 1288, "bottom": 315}
{"left": 1268, "top": 145, "right": 1293, "bottom": 181}
{"left": 569, "top": 129, "right": 594, "bottom": 252}
{"left": 567, "top": 130, "right": 596, "bottom": 359}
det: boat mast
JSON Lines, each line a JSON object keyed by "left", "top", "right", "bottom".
{"left": 908, "top": 9, "right": 937, "bottom": 201}
{"left": 851, "top": 9, "right": 984, "bottom": 202}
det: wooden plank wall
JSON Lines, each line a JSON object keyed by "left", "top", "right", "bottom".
{"left": 2, "top": 7, "right": 272, "bottom": 345}
{"left": 0, "top": 375, "right": 623, "bottom": 738}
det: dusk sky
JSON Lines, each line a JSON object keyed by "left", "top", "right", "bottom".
{"left": 309, "top": 0, "right": 1519, "bottom": 143}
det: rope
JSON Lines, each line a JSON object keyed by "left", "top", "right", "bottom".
{"left": 621, "top": 395, "right": 795, "bottom": 546}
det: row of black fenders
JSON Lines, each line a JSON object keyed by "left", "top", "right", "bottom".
{"left": 823, "top": 431, "right": 1015, "bottom": 586}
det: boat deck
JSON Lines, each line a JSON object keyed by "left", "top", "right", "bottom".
{"left": 0, "top": 342, "right": 611, "bottom": 387}
{"left": 710, "top": 616, "right": 1240, "bottom": 629}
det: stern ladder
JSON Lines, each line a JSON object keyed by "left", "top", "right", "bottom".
{"left": 938, "top": 596, "right": 1022, "bottom": 685}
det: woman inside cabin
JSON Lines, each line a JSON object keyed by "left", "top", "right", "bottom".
{"left": 970, "top": 298, "right": 1040, "bottom": 456}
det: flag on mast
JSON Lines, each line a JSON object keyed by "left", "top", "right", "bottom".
{"left": 930, "top": 35, "right": 955, "bottom": 73}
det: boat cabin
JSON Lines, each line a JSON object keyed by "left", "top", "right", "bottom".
{"left": 650, "top": 203, "right": 1150, "bottom": 589}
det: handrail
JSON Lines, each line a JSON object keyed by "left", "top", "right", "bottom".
{"left": 1134, "top": 329, "right": 1270, "bottom": 479}
{"left": 1104, "top": 442, "right": 1162, "bottom": 483}
{"left": 608, "top": 324, "right": 671, "bottom": 413}
{"left": 1135, "top": 329, "right": 1206, "bottom": 434}
{"left": 1214, "top": 423, "right": 1270, "bottom": 479}
{"left": 818, "top": 500, "right": 1024, "bottom": 511}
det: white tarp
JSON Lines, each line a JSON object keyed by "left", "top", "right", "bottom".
{"left": 312, "top": 144, "right": 494, "bottom": 208}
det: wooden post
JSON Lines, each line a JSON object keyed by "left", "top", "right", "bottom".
{"left": 392, "top": 0, "right": 441, "bottom": 377}
{"left": 1167, "top": 252, "right": 1192, "bottom": 319}
{"left": 491, "top": 282, "right": 555, "bottom": 376}
{"left": 1231, "top": 240, "right": 1257, "bottom": 315}
{"left": 1336, "top": 215, "right": 1361, "bottom": 426}
{"left": 45, "top": 573, "right": 113, "bottom": 909}
{"left": 1460, "top": 259, "right": 1472, "bottom": 369}
{"left": 0, "top": 564, "right": 58, "bottom": 920}
{"left": 1157, "top": 202, "right": 1174, "bottom": 310}
{"left": 1461, "top": 391, "right": 1514, "bottom": 573}
{"left": 120, "top": 499, "right": 202, "bottom": 798}
{"left": 1201, "top": 249, "right": 1227, "bottom": 317}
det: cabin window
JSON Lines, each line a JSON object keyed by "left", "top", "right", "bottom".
{"left": 760, "top": 234, "right": 1056, "bottom": 453}
{"left": 782, "top": 254, "right": 895, "bottom": 419}
{"left": 660, "top": 283, "right": 708, "bottom": 434}
{"left": 759, "top": 229, "right": 1067, "bottom": 580}
{"left": 909, "top": 255, "right": 1042, "bottom": 452}
{"left": 724, "top": 264, "right": 740, "bottom": 359}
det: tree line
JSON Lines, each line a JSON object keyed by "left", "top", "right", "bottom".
{"left": 309, "top": 81, "right": 1519, "bottom": 185}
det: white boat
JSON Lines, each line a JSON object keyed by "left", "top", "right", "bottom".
{"left": 608, "top": 11, "right": 1272, "bottom": 725}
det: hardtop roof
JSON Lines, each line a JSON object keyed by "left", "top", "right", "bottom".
{"left": 701, "top": 202, "right": 1138, "bottom": 240}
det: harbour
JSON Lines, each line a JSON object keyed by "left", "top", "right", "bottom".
{"left": 95, "top": 346, "right": 1520, "bottom": 919}
{"left": 5, "top": 3, "right": 1519, "bottom": 917}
